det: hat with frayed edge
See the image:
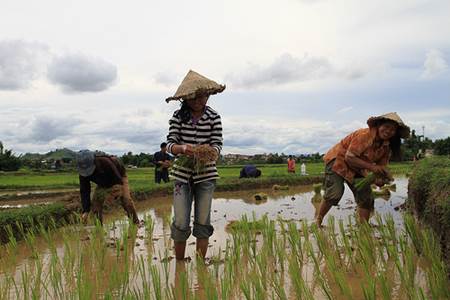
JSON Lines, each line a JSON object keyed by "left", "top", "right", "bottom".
{"left": 165, "top": 70, "right": 225, "bottom": 103}
{"left": 367, "top": 112, "right": 410, "bottom": 139}
{"left": 76, "top": 150, "right": 96, "bottom": 177}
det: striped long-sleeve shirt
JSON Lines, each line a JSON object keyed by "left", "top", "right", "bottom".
{"left": 166, "top": 106, "right": 223, "bottom": 184}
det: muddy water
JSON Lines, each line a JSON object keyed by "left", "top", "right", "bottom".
{"left": 124, "top": 177, "right": 407, "bottom": 261}
{"left": 0, "top": 177, "right": 409, "bottom": 299}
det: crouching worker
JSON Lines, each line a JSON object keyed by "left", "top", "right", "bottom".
{"left": 239, "top": 164, "right": 262, "bottom": 178}
{"left": 316, "top": 112, "right": 410, "bottom": 226}
{"left": 76, "top": 150, "right": 140, "bottom": 225}
{"left": 165, "top": 70, "right": 225, "bottom": 260}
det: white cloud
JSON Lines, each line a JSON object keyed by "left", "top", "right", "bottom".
{"left": 1, "top": 1, "right": 450, "bottom": 154}
{"left": 225, "top": 52, "right": 370, "bottom": 89}
{"left": 29, "top": 115, "right": 80, "bottom": 143}
{"left": 153, "top": 71, "right": 178, "bottom": 87}
{"left": 222, "top": 116, "right": 353, "bottom": 155}
{"left": 47, "top": 53, "right": 118, "bottom": 93}
{"left": 421, "top": 49, "right": 448, "bottom": 80}
{"left": 337, "top": 106, "right": 353, "bottom": 114}
{"left": 0, "top": 40, "right": 49, "bottom": 90}
{"left": 226, "top": 53, "right": 333, "bottom": 89}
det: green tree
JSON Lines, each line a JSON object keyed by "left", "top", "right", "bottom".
{"left": 434, "top": 137, "right": 450, "bottom": 155}
{"left": 0, "top": 142, "right": 22, "bottom": 171}
{"left": 139, "top": 158, "right": 150, "bottom": 167}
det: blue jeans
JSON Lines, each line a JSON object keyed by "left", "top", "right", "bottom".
{"left": 171, "top": 180, "right": 216, "bottom": 241}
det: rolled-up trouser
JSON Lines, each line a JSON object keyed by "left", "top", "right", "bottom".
{"left": 323, "top": 160, "right": 374, "bottom": 211}
{"left": 171, "top": 180, "right": 216, "bottom": 242}
{"left": 91, "top": 176, "right": 139, "bottom": 224}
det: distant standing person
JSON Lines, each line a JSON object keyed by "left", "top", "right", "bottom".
{"left": 316, "top": 112, "right": 410, "bottom": 226}
{"left": 153, "top": 142, "right": 171, "bottom": 183}
{"left": 287, "top": 155, "right": 296, "bottom": 173}
{"left": 76, "top": 150, "right": 140, "bottom": 225}
{"left": 165, "top": 70, "right": 224, "bottom": 260}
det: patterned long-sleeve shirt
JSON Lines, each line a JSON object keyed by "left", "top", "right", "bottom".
{"left": 166, "top": 106, "right": 223, "bottom": 184}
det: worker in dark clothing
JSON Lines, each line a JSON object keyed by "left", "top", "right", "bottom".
{"left": 76, "top": 150, "right": 140, "bottom": 225}
{"left": 153, "top": 142, "right": 171, "bottom": 183}
{"left": 239, "top": 165, "right": 262, "bottom": 178}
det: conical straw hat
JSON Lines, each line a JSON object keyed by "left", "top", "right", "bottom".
{"left": 367, "top": 112, "right": 410, "bottom": 139}
{"left": 165, "top": 70, "right": 226, "bottom": 102}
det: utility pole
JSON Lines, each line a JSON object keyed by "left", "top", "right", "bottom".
{"left": 422, "top": 126, "right": 425, "bottom": 140}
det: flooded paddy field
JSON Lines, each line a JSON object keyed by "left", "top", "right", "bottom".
{"left": 0, "top": 176, "right": 448, "bottom": 299}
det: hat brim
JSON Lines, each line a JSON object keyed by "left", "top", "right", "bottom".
{"left": 165, "top": 85, "right": 226, "bottom": 103}
{"left": 78, "top": 165, "right": 96, "bottom": 177}
{"left": 367, "top": 116, "right": 410, "bottom": 139}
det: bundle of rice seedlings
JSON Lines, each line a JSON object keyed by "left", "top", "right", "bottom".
{"left": 253, "top": 193, "right": 268, "bottom": 201}
{"left": 354, "top": 171, "right": 393, "bottom": 192}
{"left": 272, "top": 184, "right": 289, "bottom": 190}
{"left": 385, "top": 183, "right": 396, "bottom": 191}
{"left": 354, "top": 172, "right": 377, "bottom": 191}
{"left": 176, "top": 144, "right": 218, "bottom": 172}
{"left": 371, "top": 188, "right": 391, "bottom": 197}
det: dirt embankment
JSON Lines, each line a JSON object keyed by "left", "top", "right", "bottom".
{"left": 407, "top": 157, "right": 450, "bottom": 275}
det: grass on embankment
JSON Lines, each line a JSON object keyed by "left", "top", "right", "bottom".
{"left": 0, "top": 203, "right": 76, "bottom": 243}
{"left": 407, "top": 156, "right": 450, "bottom": 275}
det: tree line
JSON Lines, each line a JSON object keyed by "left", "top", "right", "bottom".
{"left": 1, "top": 133, "right": 450, "bottom": 172}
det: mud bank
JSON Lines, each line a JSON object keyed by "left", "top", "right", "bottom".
{"left": 407, "top": 157, "right": 450, "bottom": 275}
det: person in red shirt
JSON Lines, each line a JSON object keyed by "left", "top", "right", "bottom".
{"left": 287, "top": 155, "right": 296, "bottom": 173}
{"left": 316, "top": 112, "right": 410, "bottom": 226}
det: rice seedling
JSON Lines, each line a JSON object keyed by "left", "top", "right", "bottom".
{"left": 136, "top": 255, "right": 150, "bottom": 299}
{"left": 338, "top": 219, "right": 355, "bottom": 270}
{"left": 301, "top": 219, "right": 310, "bottom": 250}
{"left": 149, "top": 264, "right": 162, "bottom": 300}
{"left": 378, "top": 272, "right": 392, "bottom": 300}
{"left": 23, "top": 230, "right": 39, "bottom": 259}
{"left": 144, "top": 213, "right": 155, "bottom": 238}
{"left": 270, "top": 270, "right": 288, "bottom": 300}
{"left": 159, "top": 248, "right": 171, "bottom": 292}
{"left": 304, "top": 237, "right": 333, "bottom": 299}
{"left": 287, "top": 221, "right": 303, "bottom": 263}
{"left": 261, "top": 216, "right": 276, "bottom": 254}
{"left": 240, "top": 277, "right": 252, "bottom": 300}
{"left": 403, "top": 213, "right": 423, "bottom": 255}
{"left": 172, "top": 267, "right": 191, "bottom": 300}
{"left": 361, "top": 275, "right": 376, "bottom": 300}
{"left": 419, "top": 226, "right": 450, "bottom": 299}
{"left": 288, "top": 254, "right": 314, "bottom": 300}
{"left": 197, "top": 258, "right": 219, "bottom": 300}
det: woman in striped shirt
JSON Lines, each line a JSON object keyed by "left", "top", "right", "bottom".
{"left": 165, "top": 70, "right": 224, "bottom": 260}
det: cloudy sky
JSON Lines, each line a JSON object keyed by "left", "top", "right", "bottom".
{"left": 1, "top": 0, "right": 449, "bottom": 155}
